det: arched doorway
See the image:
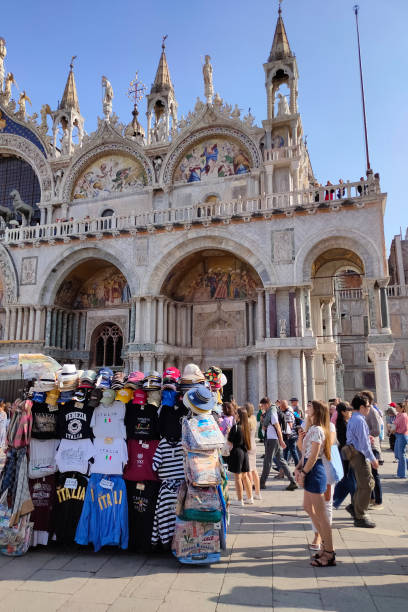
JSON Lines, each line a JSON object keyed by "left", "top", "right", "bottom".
{"left": 0, "top": 153, "right": 41, "bottom": 225}
{"left": 90, "top": 322, "right": 123, "bottom": 368}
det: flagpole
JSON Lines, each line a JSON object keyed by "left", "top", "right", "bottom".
{"left": 354, "top": 5, "right": 371, "bottom": 173}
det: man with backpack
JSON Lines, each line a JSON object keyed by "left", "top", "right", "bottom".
{"left": 259, "top": 397, "right": 298, "bottom": 491}
{"left": 281, "top": 400, "right": 300, "bottom": 466}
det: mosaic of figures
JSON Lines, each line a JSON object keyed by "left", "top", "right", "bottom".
{"left": 166, "top": 255, "right": 260, "bottom": 302}
{"left": 72, "top": 154, "right": 147, "bottom": 200}
{"left": 173, "top": 137, "right": 251, "bottom": 183}
{"left": 56, "top": 266, "right": 130, "bottom": 309}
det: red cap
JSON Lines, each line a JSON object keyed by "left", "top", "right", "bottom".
{"left": 132, "top": 389, "right": 147, "bottom": 405}
{"left": 389, "top": 402, "right": 397, "bottom": 408}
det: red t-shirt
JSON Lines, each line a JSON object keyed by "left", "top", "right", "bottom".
{"left": 123, "top": 439, "right": 159, "bottom": 482}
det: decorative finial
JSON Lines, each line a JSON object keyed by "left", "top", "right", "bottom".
{"left": 162, "top": 34, "right": 168, "bottom": 50}
{"left": 70, "top": 55, "right": 77, "bottom": 70}
{"left": 278, "top": 0, "right": 283, "bottom": 16}
{"left": 128, "top": 71, "right": 146, "bottom": 108}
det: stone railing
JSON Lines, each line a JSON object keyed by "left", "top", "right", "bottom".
{"left": 337, "top": 288, "right": 364, "bottom": 299}
{"left": 263, "top": 145, "right": 303, "bottom": 161}
{"left": 386, "top": 285, "right": 408, "bottom": 297}
{"left": 0, "top": 178, "right": 381, "bottom": 246}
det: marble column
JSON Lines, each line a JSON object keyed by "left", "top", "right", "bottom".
{"left": 247, "top": 301, "right": 254, "bottom": 345}
{"left": 176, "top": 304, "right": 182, "bottom": 346}
{"left": 21, "top": 308, "right": 29, "bottom": 341}
{"left": 157, "top": 296, "right": 164, "bottom": 343}
{"left": 129, "top": 300, "right": 136, "bottom": 343}
{"left": 9, "top": 307, "right": 17, "bottom": 341}
{"left": 28, "top": 307, "right": 35, "bottom": 341}
{"left": 303, "top": 287, "right": 313, "bottom": 336}
{"left": 156, "top": 353, "right": 165, "bottom": 374}
{"left": 4, "top": 307, "right": 10, "bottom": 341}
{"left": 15, "top": 307, "right": 23, "bottom": 341}
{"left": 325, "top": 354, "right": 337, "bottom": 400}
{"left": 322, "top": 298, "right": 334, "bottom": 342}
{"left": 79, "top": 312, "right": 87, "bottom": 350}
{"left": 364, "top": 279, "right": 378, "bottom": 334}
{"left": 377, "top": 280, "right": 391, "bottom": 332}
{"left": 257, "top": 352, "right": 267, "bottom": 399}
{"left": 151, "top": 298, "right": 157, "bottom": 344}
{"left": 296, "top": 288, "right": 305, "bottom": 337}
{"left": 367, "top": 342, "right": 394, "bottom": 409}
{"left": 34, "top": 307, "right": 43, "bottom": 342}
{"left": 289, "top": 290, "right": 297, "bottom": 337}
{"left": 67, "top": 314, "right": 73, "bottom": 350}
{"left": 51, "top": 308, "right": 57, "bottom": 347}
{"left": 134, "top": 297, "right": 141, "bottom": 343}
{"left": 132, "top": 353, "right": 141, "bottom": 372}
{"left": 268, "top": 291, "right": 277, "bottom": 338}
{"left": 163, "top": 300, "right": 169, "bottom": 344}
{"left": 291, "top": 350, "right": 303, "bottom": 402}
{"left": 143, "top": 352, "right": 153, "bottom": 373}
{"left": 144, "top": 297, "right": 152, "bottom": 343}
{"left": 304, "top": 350, "right": 316, "bottom": 402}
{"left": 45, "top": 307, "right": 52, "bottom": 346}
{"left": 186, "top": 304, "right": 192, "bottom": 347}
{"left": 57, "top": 310, "right": 64, "bottom": 348}
{"left": 72, "top": 312, "right": 79, "bottom": 349}
{"left": 266, "top": 350, "right": 279, "bottom": 400}
{"left": 62, "top": 311, "right": 68, "bottom": 349}
{"left": 256, "top": 289, "right": 265, "bottom": 341}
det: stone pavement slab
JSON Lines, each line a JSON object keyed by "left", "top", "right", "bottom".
{"left": 0, "top": 445, "right": 406, "bottom": 611}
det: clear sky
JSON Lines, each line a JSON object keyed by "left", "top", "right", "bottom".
{"left": 2, "top": 0, "right": 407, "bottom": 250}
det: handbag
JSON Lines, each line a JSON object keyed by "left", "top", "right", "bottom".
{"left": 328, "top": 444, "right": 344, "bottom": 483}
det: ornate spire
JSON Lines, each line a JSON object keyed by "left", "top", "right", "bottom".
{"left": 59, "top": 56, "right": 80, "bottom": 112}
{"left": 151, "top": 36, "right": 173, "bottom": 94}
{"left": 268, "top": 2, "right": 292, "bottom": 62}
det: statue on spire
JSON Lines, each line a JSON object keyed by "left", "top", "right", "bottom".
{"left": 18, "top": 91, "right": 32, "bottom": 118}
{"left": 102, "top": 76, "right": 113, "bottom": 121}
{"left": 203, "top": 55, "right": 214, "bottom": 104}
{"left": 0, "top": 38, "right": 6, "bottom": 93}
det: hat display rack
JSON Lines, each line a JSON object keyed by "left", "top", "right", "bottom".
{"left": 0, "top": 361, "right": 230, "bottom": 563}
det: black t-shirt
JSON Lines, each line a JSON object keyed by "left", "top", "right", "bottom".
{"left": 158, "top": 404, "right": 189, "bottom": 442}
{"left": 31, "top": 402, "right": 58, "bottom": 439}
{"left": 29, "top": 474, "right": 56, "bottom": 533}
{"left": 52, "top": 471, "right": 88, "bottom": 545}
{"left": 57, "top": 402, "right": 94, "bottom": 440}
{"left": 126, "top": 480, "right": 160, "bottom": 552}
{"left": 125, "top": 403, "right": 160, "bottom": 440}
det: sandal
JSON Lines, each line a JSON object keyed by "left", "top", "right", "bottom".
{"left": 310, "top": 550, "right": 336, "bottom": 567}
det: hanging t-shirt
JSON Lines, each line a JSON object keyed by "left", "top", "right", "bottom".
{"left": 58, "top": 402, "right": 94, "bottom": 440}
{"left": 29, "top": 474, "right": 56, "bottom": 546}
{"left": 31, "top": 403, "right": 58, "bottom": 439}
{"left": 125, "top": 403, "right": 160, "bottom": 440}
{"left": 90, "top": 437, "right": 128, "bottom": 475}
{"left": 152, "top": 438, "right": 185, "bottom": 481}
{"left": 123, "top": 439, "right": 159, "bottom": 482}
{"left": 90, "top": 401, "right": 126, "bottom": 439}
{"left": 158, "top": 404, "right": 189, "bottom": 441}
{"left": 29, "top": 438, "right": 59, "bottom": 479}
{"left": 55, "top": 438, "right": 95, "bottom": 475}
{"left": 126, "top": 480, "right": 160, "bottom": 552}
{"left": 53, "top": 471, "right": 88, "bottom": 545}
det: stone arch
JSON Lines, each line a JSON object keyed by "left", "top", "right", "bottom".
{"left": 0, "top": 243, "right": 18, "bottom": 304}
{"left": 266, "top": 62, "right": 294, "bottom": 86}
{"left": 89, "top": 321, "right": 124, "bottom": 368}
{"left": 61, "top": 142, "right": 154, "bottom": 202}
{"left": 39, "top": 244, "right": 139, "bottom": 305}
{"left": 144, "top": 231, "right": 275, "bottom": 295}
{"left": 296, "top": 229, "right": 382, "bottom": 283}
{"left": 0, "top": 133, "right": 54, "bottom": 203}
{"left": 162, "top": 126, "right": 262, "bottom": 185}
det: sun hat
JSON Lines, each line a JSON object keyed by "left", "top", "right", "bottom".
{"left": 33, "top": 374, "right": 57, "bottom": 392}
{"left": 100, "top": 388, "right": 116, "bottom": 406}
{"left": 87, "top": 387, "right": 103, "bottom": 408}
{"left": 204, "top": 366, "right": 222, "bottom": 390}
{"left": 147, "top": 389, "right": 161, "bottom": 407}
{"left": 181, "top": 364, "right": 206, "bottom": 383}
{"left": 115, "top": 388, "right": 133, "bottom": 403}
{"left": 132, "top": 389, "right": 147, "bottom": 405}
{"left": 183, "top": 386, "right": 215, "bottom": 414}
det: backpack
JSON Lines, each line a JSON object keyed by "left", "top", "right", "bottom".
{"left": 182, "top": 415, "right": 225, "bottom": 451}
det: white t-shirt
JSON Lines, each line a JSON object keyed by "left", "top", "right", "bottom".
{"left": 91, "top": 437, "right": 128, "bottom": 475}
{"left": 90, "top": 401, "right": 126, "bottom": 439}
{"left": 303, "top": 425, "right": 325, "bottom": 459}
{"left": 266, "top": 412, "right": 279, "bottom": 440}
{"left": 29, "top": 438, "right": 59, "bottom": 479}
{"left": 55, "top": 438, "right": 94, "bottom": 474}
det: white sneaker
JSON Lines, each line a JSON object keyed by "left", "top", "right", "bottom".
{"left": 231, "top": 499, "right": 244, "bottom": 506}
{"left": 245, "top": 498, "right": 254, "bottom": 505}
{"left": 253, "top": 493, "right": 262, "bottom": 501}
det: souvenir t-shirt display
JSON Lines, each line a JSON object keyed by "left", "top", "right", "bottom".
{"left": 91, "top": 437, "right": 128, "bottom": 475}
{"left": 55, "top": 438, "right": 95, "bottom": 474}
{"left": 31, "top": 403, "right": 58, "bottom": 439}
{"left": 28, "top": 438, "right": 59, "bottom": 479}
{"left": 90, "top": 401, "right": 126, "bottom": 439}
{"left": 123, "top": 439, "right": 160, "bottom": 482}
{"left": 58, "top": 402, "right": 94, "bottom": 440}
{"left": 152, "top": 439, "right": 185, "bottom": 481}
{"left": 125, "top": 404, "right": 160, "bottom": 440}
{"left": 158, "top": 404, "right": 189, "bottom": 441}
{"left": 28, "top": 475, "right": 56, "bottom": 546}
{"left": 126, "top": 480, "right": 160, "bottom": 552}
{"left": 53, "top": 472, "right": 88, "bottom": 545}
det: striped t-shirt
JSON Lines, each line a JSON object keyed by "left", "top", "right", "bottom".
{"left": 152, "top": 439, "right": 184, "bottom": 481}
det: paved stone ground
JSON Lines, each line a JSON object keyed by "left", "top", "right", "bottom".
{"left": 0, "top": 445, "right": 407, "bottom": 611}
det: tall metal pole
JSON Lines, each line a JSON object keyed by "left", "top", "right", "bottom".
{"left": 354, "top": 5, "right": 371, "bottom": 173}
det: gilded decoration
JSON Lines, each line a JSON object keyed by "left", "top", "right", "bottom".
{"left": 173, "top": 136, "right": 251, "bottom": 183}
{"left": 56, "top": 265, "right": 130, "bottom": 309}
{"left": 72, "top": 153, "right": 147, "bottom": 200}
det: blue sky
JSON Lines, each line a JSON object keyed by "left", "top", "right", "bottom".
{"left": 2, "top": 0, "right": 407, "bottom": 250}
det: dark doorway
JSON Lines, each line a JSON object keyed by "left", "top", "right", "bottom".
{"left": 222, "top": 368, "right": 234, "bottom": 403}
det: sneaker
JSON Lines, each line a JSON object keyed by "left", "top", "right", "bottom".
{"left": 253, "top": 493, "right": 262, "bottom": 500}
{"left": 245, "top": 498, "right": 254, "bottom": 505}
{"left": 286, "top": 482, "right": 298, "bottom": 491}
{"left": 231, "top": 499, "right": 244, "bottom": 507}
{"left": 370, "top": 503, "right": 384, "bottom": 510}
{"left": 345, "top": 504, "right": 355, "bottom": 518}
{"left": 354, "top": 517, "right": 376, "bottom": 528}
{"left": 273, "top": 474, "right": 284, "bottom": 479}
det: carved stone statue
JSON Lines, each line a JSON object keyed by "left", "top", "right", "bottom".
{"left": 194, "top": 96, "right": 204, "bottom": 113}
{"left": 231, "top": 104, "right": 241, "bottom": 120}
{"left": 102, "top": 75, "right": 113, "bottom": 121}
{"left": 60, "top": 128, "right": 70, "bottom": 156}
{"left": 9, "top": 189, "right": 34, "bottom": 226}
{"left": 213, "top": 92, "right": 222, "bottom": 109}
{"left": 40, "top": 104, "right": 52, "bottom": 131}
{"left": 277, "top": 93, "right": 290, "bottom": 117}
{"left": 3, "top": 72, "right": 15, "bottom": 103}
{"left": 0, "top": 38, "right": 6, "bottom": 92}
{"left": 153, "top": 156, "right": 163, "bottom": 182}
{"left": 279, "top": 318, "right": 287, "bottom": 338}
{"left": 54, "top": 169, "right": 64, "bottom": 197}
{"left": 18, "top": 91, "right": 31, "bottom": 118}
{"left": 0, "top": 204, "right": 13, "bottom": 224}
{"left": 243, "top": 109, "right": 255, "bottom": 127}
{"left": 202, "top": 55, "right": 214, "bottom": 104}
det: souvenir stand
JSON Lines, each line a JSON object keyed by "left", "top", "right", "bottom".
{"left": 0, "top": 360, "right": 229, "bottom": 564}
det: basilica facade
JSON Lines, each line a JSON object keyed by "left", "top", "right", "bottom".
{"left": 0, "top": 12, "right": 396, "bottom": 408}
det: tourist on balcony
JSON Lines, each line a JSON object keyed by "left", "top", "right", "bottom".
{"left": 333, "top": 402, "right": 356, "bottom": 512}
{"left": 337, "top": 179, "right": 345, "bottom": 199}
{"left": 324, "top": 181, "right": 334, "bottom": 201}
{"left": 394, "top": 401, "right": 408, "bottom": 479}
{"left": 362, "top": 390, "right": 383, "bottom": 509}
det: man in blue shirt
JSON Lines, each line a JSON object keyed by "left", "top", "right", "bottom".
{"left": 346, "top": 393, "right": 379, "bottom": 528}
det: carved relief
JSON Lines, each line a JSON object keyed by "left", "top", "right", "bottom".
{"left": 20, "top": 256, "right": 38, "bottom": 285}
{"left": 0, "top": 243, "right": 18, "bottom": 304}
{"left": 271, "top": 229, "right": 294, "bottom": 263}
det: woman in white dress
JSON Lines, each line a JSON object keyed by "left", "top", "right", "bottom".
{"left": 243, "top": 403, "right": 261, "bottom": 500}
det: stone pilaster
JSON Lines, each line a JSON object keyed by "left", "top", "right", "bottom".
{"left": 304, "top": 350, "right": 316, "bottom": 402}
